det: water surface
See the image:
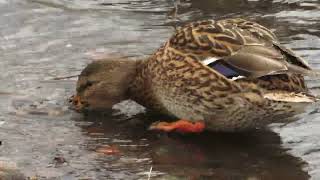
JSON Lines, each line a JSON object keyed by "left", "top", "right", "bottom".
{"left": 1, "top": 0, "right": 320, "bottom": 179}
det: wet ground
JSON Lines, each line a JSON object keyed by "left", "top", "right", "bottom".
{"left": 0, "top": 0, "right": 320, "bottom": 179}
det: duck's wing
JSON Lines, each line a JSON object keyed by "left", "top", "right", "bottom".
{"left": 222, "top": 43, "right": 316, "bottom": 78}
{"left": 168, "top": 18, "right": 318, "bottom": 78}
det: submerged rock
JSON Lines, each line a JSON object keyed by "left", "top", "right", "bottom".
{"left": 0, "top": 161, "right": 26, "bottom": 180}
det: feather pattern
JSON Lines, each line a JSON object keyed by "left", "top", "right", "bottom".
{"left": 169, "top": 18, "right": 315, "bottom": 78}
{"left": 127, "top": 18, "right": 318, "bottom": 131}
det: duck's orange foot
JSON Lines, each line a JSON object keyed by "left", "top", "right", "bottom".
{"left": 149, "top": 120, "right": 205, "bottom": 133}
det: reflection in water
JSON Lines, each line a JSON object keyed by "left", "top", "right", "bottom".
{"left": 179, "top": 0, "right": 320, "bottom": 39}
{"left": 79, "top": 112, "right": 309, "bottom": 179}
{"left": 188, "top": 0, "right": 319, "bottom": 15}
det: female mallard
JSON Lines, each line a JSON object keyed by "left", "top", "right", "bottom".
{"left": 71, "top": 18, "right": 318, "bottom": 133}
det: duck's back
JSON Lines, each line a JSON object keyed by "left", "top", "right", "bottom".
{"left": 168, "top": 18, "right": 312, "bottom": 78}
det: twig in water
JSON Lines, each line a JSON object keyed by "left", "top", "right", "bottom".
{"left": 168, "top": 0, "right": 182, "bottom": 22}
{"left": 52, "top": 75, "right": 79, "bottom": 80}
{"left": 147, "top": 166, "right": 153, "bottom": 180}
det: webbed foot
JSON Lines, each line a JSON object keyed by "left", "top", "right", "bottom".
{"left": 149, "top": 119, "right": 205, "bottom": 133}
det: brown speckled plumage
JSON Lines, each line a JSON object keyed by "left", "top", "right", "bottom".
{"left": 127, "top": 18, "right": 317, "bottom": 131}
{"left": 73, "top": 18, "right": 317, "bottom": 132}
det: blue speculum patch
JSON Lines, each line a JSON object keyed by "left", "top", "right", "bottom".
{"left": 208, "top": 61, "right": 240, "bottom": 78}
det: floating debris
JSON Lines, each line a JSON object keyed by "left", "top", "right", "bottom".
{"left": 96, "top": 145, "right": 120, "bottom": 155}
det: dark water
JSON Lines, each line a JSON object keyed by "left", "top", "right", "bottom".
{"left": 0, "top": 0, "right": 320, "bottom": 179}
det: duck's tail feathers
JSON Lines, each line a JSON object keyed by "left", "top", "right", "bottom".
{"left": 286, "top": 63, "right": 320, "bottom": 77}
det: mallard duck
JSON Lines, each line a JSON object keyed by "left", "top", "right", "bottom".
{"left": 71, "top": 18, "right": 318, "bottom": 133}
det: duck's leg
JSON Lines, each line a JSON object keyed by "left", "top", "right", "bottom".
{"left": 149, "top": 120, "right": 205, "bottom": 133}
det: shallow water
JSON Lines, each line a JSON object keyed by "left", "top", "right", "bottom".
{"left": 0, "top": 0, "right": 320, "bottom": 179}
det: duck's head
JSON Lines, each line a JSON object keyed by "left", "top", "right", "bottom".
{"left": 71, "top": 57, "right": 141, "bottom": 111}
